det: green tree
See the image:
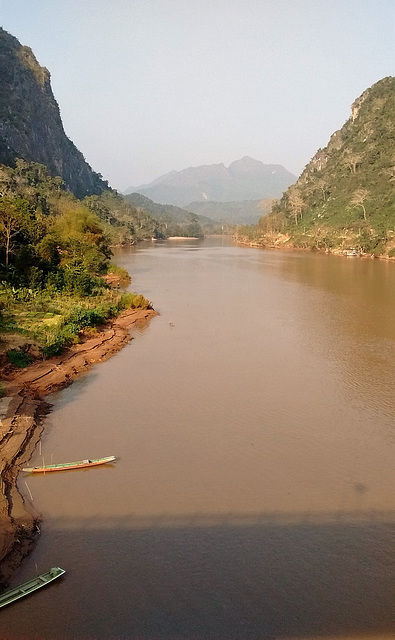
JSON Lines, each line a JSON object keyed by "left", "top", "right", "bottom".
{"left": 287, "top": 186, "right": 305, "bottom": 225}
{"left": 350, "top": 188, "right": 369, "bottom": 221}
{"left": 185, "top": 213, "right": 203, "bottom": 238}
{"left": 0, "top": 197, "right": 28, "bottom": 265}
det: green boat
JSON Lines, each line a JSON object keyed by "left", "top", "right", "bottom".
{"left": 0, "top": 567, "right": 65, "bottom": 608}
{"left": 23, "top": 455, "right": 116, "bottom": 473}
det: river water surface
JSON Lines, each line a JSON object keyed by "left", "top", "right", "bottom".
{"left": 3, "top": 238, "right": 394, "bottom": 639}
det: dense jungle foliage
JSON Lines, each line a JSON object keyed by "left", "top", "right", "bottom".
{"left": 236, "top": 77, "right": 395, "bottom": 257}
{"left": 0, "top": 160, "right": 154, "bottom": 360}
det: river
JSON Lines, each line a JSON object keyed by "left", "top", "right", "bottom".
{"left": 3, "top": 238, "right": 394, "bottom": 639}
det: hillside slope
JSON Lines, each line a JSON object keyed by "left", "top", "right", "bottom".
{"left": 0, "top": 28, "right": 108, "bottom": 199}
{"left": 125, "top": 193, "right": 212, "bottom": 236}
{"left": 237, "top": 77, "right": 395, "bottom": 257}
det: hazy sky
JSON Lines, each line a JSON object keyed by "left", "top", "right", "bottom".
{"left": 1, "top": 0, "right": 394, "bottom": 191}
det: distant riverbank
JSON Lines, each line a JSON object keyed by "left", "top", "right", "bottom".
{"left": 235, "top": 235, "right": 395, "bottom": 261}
{"left": 167, "top": 236, "right": 200, "bottom": 240}
{"left": 0, "top": 307, "right": 157, "bottom": 587}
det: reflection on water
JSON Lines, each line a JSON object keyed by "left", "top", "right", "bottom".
{"left": 5, "top": 239, "right": 395, "bottom": 639}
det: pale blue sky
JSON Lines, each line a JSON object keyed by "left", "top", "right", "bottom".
{"left": 1, "top": 0, "right": 394, "bottom": 191}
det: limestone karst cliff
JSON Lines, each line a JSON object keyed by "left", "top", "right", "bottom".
{"left": 238, "top": 77, "right": 395, "bottom": 257}
{"left": 0, "top": 28, "right": 108, "bottom": 198}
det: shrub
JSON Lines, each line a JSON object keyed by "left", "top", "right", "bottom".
{"left": 41, "top": 334, "right": 67, "bottom": 358}
{"left": 63, "top": 266, "right": 95, "bottom": 296}
{"left": 356, "top": 230, "right": 386, "bottom": 255}
{"left": 107, "top": 264, "right": 130, "bottom": 281}
{"left": 94, "top": 303, "right": 117, "bottom": 319}
{"left": 7, "top": 348, "right": 34, "bottom": 368}
{"left": 119, "top": 293, "right": 151, "bottom": 310}
{"left": 66, "top": 306, "right": 102, "bottom": 328}
{"left": 45, "top": 270, "right": 65, "bottom": 292}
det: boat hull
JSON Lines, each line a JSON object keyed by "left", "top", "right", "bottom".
{"left": 0, "top": 567, "right": 65, "bottom": 608}
{"left": 22, "top": 456, "right": 116, "bottom": 473}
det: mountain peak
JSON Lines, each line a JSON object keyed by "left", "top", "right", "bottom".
{"left": 228, "top": 157, "right": 286, "bottom": 178}
{"left": 229, "top": 156, "right": 263, "bottom": 169}
{"left": 125, "top": 158, "right": 296, "bottom": 206}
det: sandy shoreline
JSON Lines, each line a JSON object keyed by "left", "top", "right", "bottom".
{"left": 0, "top": 307, "right": 157, "bottom": 587}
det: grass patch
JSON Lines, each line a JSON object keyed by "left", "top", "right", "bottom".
{"left": 106, "top": 264, "right": 131, "bottom": 282}
{"left": 0, "top": 282, "right": 152, "bottom": 360}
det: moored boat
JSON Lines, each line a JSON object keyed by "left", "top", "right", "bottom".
{"left": 0, "top": 567, "right": 65, "bottom": 608}
{"left": 22, "top": 455, "right": 116, "bottom": 473}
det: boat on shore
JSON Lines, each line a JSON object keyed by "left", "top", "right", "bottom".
{"left": 0, "top": 567, "right": 65, "bottom": 608}
{"left": 22, "top": 455, "right": 116, "bottom": 473}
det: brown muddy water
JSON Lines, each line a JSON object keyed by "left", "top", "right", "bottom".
{"left": 3, "top": 238, "right": 394, "bottom": 639}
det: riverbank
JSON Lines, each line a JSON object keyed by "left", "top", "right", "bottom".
{"left": 235, "top": 236, "right": 395, "bottom": 260}
{"left": 0, "top": 307, "right": 157, "bottom": 587}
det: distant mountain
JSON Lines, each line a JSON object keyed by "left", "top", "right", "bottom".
{"left": 125, "top": 157, "right": 296, "bottom": 207}
{"left": 236, "top": 77, "right": 395, "bottom": 257}
{"left": 0, "top": 28, "right": 109, "bottom": 198}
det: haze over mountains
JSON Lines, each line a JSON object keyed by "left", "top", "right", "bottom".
{"left": 125, "top": 157, "right": 296, "bottom": 209}
{"left": 1, "top": 27, "right": 393, "bottom": 248}
{"left": 0, "top": 27, "right": 294, "bottom": 226}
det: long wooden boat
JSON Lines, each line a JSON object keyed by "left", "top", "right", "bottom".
{"left": 0, "top": 567, "right": 65, "bottom": 608}
{"left": 22, "top": 455, "right": 116, "bottom": 473}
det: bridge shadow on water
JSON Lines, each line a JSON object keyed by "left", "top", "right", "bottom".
{"left": 13, "top": 509, "right": 391, "bottom": 640}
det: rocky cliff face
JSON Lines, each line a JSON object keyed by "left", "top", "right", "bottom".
{"left": 254, "top": 77, "right": 395, "bottom": 256}
{"left": 290, "top": 77, "right": 394, "bottom": 199}
{"left": 0, "top": 28, "right": 108, "bottom": 198}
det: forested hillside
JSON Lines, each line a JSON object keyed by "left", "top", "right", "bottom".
{"left": 124, "top": 193, "right": 212, "bottom": 237}
{"left": 236, "top": 77, "right": 395, "bottom": 257}
{"left": 0, "top": 160, "right": 166, "bottom": 283}
{"left": 0, "top": 161, "right": 157, "bottom": 366}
